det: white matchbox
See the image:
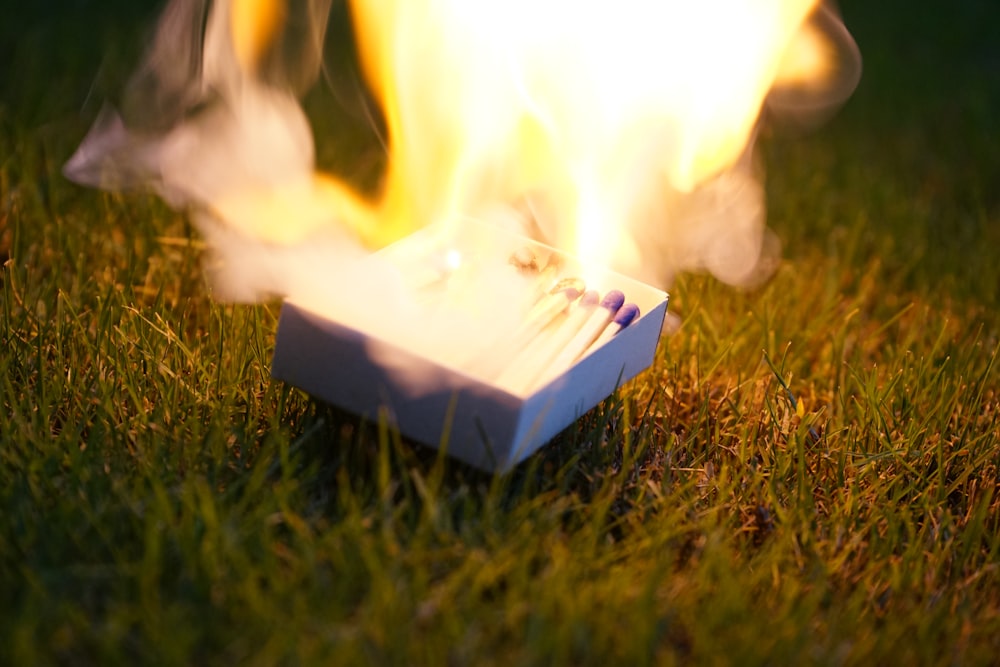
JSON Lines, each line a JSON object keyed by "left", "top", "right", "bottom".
{"left": 270, "top": 225, "right": 668, "bottom": 473}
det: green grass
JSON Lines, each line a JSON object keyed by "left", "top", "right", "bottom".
{"left": 3, "top": 1, "right": 1000, "bottom": 664}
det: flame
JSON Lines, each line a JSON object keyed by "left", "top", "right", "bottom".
{"left": 231, "top": 0, "right": 286, "bottom": 71}
{"left": 66, "top": 0, "right": 859, "bottom": 295}
{"left": 368, "top": 1, "right": 860, "bottom": 277}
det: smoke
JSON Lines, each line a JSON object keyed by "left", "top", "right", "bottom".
{"left": 65, "top": 0, "right": 860, "bottom": 303}
{"left": 65, "top": 0, "right": 352, "bottom": 302}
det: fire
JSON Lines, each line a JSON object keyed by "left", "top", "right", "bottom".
{"left": 66, "top": 0, "right": 859, "bottom": 296}
{"left": 345, "top": 0, "right": 858, "bottom": 276}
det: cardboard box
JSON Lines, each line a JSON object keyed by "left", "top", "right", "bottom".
{"left": 270, "top": 224, "right": 668, "bottom": 472}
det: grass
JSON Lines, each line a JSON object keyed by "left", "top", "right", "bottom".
{"left": 2, "top": 1, "right": 999, "bottom": 664}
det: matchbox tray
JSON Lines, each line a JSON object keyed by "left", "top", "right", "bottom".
{"left": 271, "top": 225, "right": 668, "bottom": 472}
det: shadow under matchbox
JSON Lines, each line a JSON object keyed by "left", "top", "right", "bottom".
{"left": 270, "top": 225, "right": 669, "bottom": 472}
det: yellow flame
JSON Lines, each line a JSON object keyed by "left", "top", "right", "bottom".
{"left": 221, "top": 0, "right": 846, "bottom": 272}
{"left": 775, "top": 21, "right": 835, "bottom": 86}
{"left": 230, "top": 0, "right": 286, "bottom": 72}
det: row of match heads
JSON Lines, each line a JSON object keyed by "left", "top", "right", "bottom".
{"left": 488, "top": 270, "right": 642, "bottom": 395}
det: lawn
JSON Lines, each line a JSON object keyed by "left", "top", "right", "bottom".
{"left": 2, "top": 1, "right": 999, "bottom": 664}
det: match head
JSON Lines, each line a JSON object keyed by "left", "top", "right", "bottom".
{"left": 613, "top": 303, "right": 640, "bottom": 327}
{"left": 600, "top": 290, "right": 625, "bottom": 311}
{"left": 579, "top": 289, "right": 600, "bottom": 307}
{"left": 549, "top": 277, "right": 586, "bottom": 295}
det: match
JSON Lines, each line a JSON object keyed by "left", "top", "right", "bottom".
{"left": 472, "top": 276, "right": 585, "bottom": 381}
{"left": 581, "top": 302, "right": 641, "bottom": 360}
{"left": 495, "top": 289, "right": 601, "bottom": 394}
{"left": 541, "top": 290, "right": 627, "bottom": 381}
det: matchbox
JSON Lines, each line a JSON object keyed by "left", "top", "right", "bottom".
{"left": 270, "top": 225, "right": 668, "bottom": 472}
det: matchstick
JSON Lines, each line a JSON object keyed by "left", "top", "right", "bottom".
{"left": 579, "top": 302, "right": 640, "bottom": 359}
{"left": 540, "top": 289, "right": 625, "bottom": 378}
{"left": 470, "top": 277, "right": 585, "bottom": 382}
{"left": 495, "top": 289, "right": 600, "bottom": 393}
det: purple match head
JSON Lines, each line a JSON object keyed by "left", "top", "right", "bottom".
{"left": 580, "top": 290, "right": 600, "bottom": 307}
{"left": 562, "top": 287, "right": 582, "bottom": 301}
{"left": 613, "top": 303, "right": 640, "bottom": 328}
{"left": 600, "top": 290, "right": 625, "bottom": 311}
